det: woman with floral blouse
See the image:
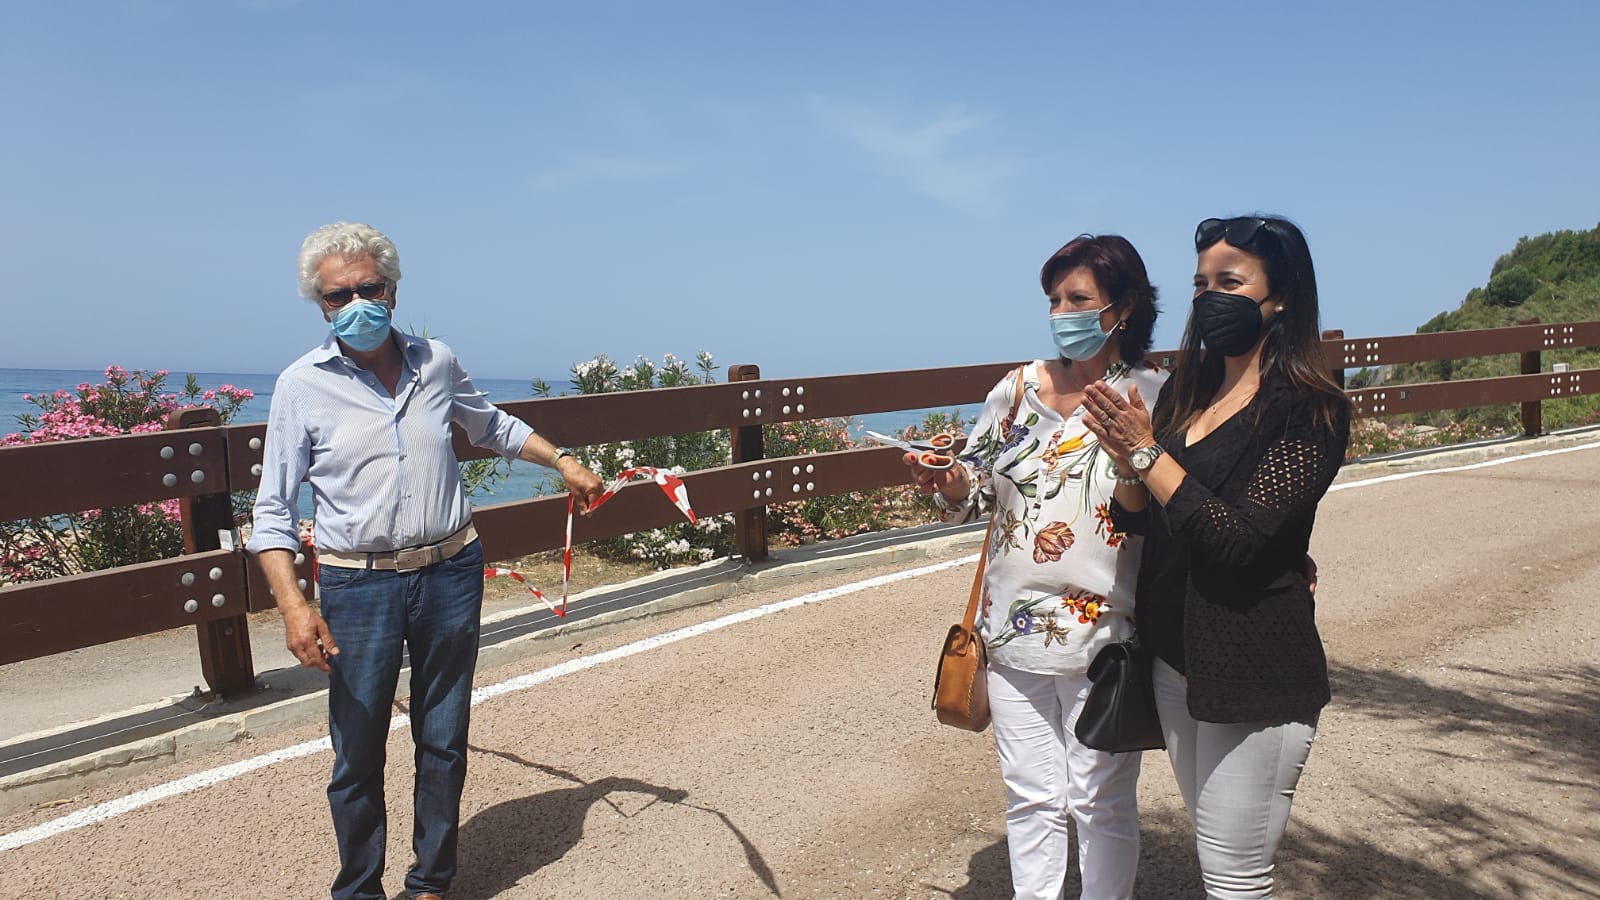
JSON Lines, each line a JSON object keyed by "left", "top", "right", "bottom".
{"left": 906, "top": 234, "right": 1165, "bottom": 900}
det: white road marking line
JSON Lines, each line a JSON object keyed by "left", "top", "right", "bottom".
{"left": 0, "top": 738, "right": 330, "bottom": 853}
{"left": 9, "top": 438, "right": 1598, "bottom": 853}
{"left": 0, "top": 553, "right": 978, "bottom": 853}
{"left": 1331, "top": 439, "right": 1600, "bottom": 492}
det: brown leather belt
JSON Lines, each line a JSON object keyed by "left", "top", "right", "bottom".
{"left": 316, "top": 523, "right": 478, "bottom": 572}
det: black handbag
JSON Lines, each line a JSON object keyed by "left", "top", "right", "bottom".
{"left": 1075, "top": 639, "right": 1166, "bottom": 753}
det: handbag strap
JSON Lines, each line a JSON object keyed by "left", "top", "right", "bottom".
{"left": 961, "top": 515, "right": 995, "bottom": 631}
{"left": 960, "top": 364, "right": 1028, "bottom": 632}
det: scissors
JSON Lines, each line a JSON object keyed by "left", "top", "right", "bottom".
{"left": 865, "top": 430, "right": 958, "bottom": 470}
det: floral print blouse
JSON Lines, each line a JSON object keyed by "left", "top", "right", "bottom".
{"left": 938, "top": 359, "right": 1168, "bottom": 676}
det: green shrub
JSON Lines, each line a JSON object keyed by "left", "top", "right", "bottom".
{"left": 1485, "top": 267, "right": 1537, "bottom": 307}
{"left": 545, "top": 352, "right": 737, "bottom": 568}
{"left": 761, "top": 411, "right": 967, "bottom": 545}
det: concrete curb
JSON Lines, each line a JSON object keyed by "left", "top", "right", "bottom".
{"left": 0, "top": 527, "right": 986, "bottom": 818}
{"left": 1334, "top": 424, "right": 1600, "bottom": 480}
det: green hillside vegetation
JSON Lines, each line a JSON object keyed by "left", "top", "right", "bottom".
{"left": 1361, "top": 221, "right": 1600, "bottom": 432}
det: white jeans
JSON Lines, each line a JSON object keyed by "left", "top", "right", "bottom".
{"left": 1153, "top": 659, "right": 1317, "bottom": 900}
{"left": 988, "top": 662, "right": 1143, "bottom": 900}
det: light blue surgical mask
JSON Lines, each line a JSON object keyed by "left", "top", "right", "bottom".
{"left": 1049, "top": 309, "right": 1114, "bottom": 361}
{"left": 330, "top": 300, "right": 392, "bottom": 352}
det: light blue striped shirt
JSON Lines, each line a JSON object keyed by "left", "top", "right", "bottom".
{"left": 247, "top": 331, "right": 534, "bottom": 555}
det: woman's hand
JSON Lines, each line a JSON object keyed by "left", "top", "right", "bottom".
{"left": 1082, "top": 382, "right": 1155, "bottom": 469}
{"left": 903, "top": 451, "right": 967, "bottom": 502}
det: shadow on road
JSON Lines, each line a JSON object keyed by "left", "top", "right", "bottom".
{"left": 1270, "top": 661, "right": 1600, "bottom": 898}
{"left": 450, "top": 744, "right": 780, "bottom": 899}
{"left": 1329, "top": 661, "right": 1599, "bottom": 781}
{"left": 1282, "top": 790, "right": 1599, "bottom": 899}
{"left": 926, "top": 822, "right": 1203, "bottom": 899}
{"left": 943, "top": 662, "right": 1600, "bottom": 899}
{"left": 443, "top": 659, "right": 1599, "bottom": 898}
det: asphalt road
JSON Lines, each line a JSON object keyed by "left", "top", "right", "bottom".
{"left": 2, "top": 441, "right": 1598, "bottom": 898}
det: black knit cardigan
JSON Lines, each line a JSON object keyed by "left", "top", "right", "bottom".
{"left": 1110, "top": 373, "right": 1350, "bottom": 725}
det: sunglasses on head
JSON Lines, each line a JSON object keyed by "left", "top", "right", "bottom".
{"left": 1195, "top": 217, "right": 1269, "bottom": 252}
{"left": 320, "top": 281, "right": 389, "bottom": 307}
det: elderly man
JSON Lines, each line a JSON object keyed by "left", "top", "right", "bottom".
{"left": 248, "top": 221, "right": 603, "bottom": 900}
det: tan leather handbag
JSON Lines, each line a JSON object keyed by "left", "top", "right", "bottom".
{"left": 930, "top": 366, "right": 1023, "bottom": 732}
{"left": 931, "top": 514, "right": 996, "bottom": 731}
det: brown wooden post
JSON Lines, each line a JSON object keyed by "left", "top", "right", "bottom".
{"left": 1518, "top": 317, "right": 1542, "bottom": 436}
{"left": 727, "top": 363, "right": 768, "bottom": 563}
{"left": 1321, "top": 328, "right": 1346, "bottom": 390}
{"left": 166, "top": 407, "right": 256, "bottom": 697}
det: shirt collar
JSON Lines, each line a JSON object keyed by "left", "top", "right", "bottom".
{"left": 308, "top": 329, "right": 424, "bottom": 370}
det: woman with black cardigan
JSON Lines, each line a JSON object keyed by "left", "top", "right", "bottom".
{"left": 1080, "top": 215, "right": 1350, "bottom": 899}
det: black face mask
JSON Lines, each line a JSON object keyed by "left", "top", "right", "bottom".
{"left": 1193, "top": 291, "right": 1271, "bottom": 357}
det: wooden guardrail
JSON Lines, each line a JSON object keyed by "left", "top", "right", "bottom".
{"left": 1323, "top": 319, "right": 1600, "bottom": 435}
{"left": 3, "top": 318, "right": 1598, "bottom": 699}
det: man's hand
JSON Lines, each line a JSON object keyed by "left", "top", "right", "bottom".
{"left": 558, "top": 456, "right": 606, "bottom": 515}
{"left": 281, "top": 600, "right": 339, "bottom": 673}
{"left": 257, "top": 548, "right": 338, "bottom": 672}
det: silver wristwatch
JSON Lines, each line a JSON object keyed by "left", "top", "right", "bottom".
{"left": 1129, "top": 442, "right": 1165, "bottom": 474}
{"left": 552, "top": 447, "right": 576, "bottom": 466}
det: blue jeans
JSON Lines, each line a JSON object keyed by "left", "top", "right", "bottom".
{"left": 318, "top": 539, "right": 484, "bottom": 900}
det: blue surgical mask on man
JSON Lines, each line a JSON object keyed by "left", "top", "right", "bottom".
{"left": 1049, "top": 309, "right": 1114, "bottom": 361}
{"left": 331, "top": 300, "right": 392, "bottom": 352}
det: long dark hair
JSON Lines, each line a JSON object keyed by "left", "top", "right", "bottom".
{"left": 1156, "top": 215, "right": 1350, "bottom": 436}
{"left": 1038, "top": 234, "right": 1159, "bottom": 364}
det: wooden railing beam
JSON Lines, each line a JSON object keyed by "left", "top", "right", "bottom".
{"left": 6, "top": 316, "right": 1600, "bottom": 675}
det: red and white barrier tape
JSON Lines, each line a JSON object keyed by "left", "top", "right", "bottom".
{"left": 484, "top": 466, "right": 697, "bottom": 617}
{"left": 482, "top": 566, "right": 560, "bottom": 615}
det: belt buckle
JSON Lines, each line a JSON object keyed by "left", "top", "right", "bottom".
{"left": 393, "top": 546, "right": 435, "bottom": 572}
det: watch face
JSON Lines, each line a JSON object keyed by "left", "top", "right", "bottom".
{"left": 1132, "top": 447, "right": 1155, "bottom": 470}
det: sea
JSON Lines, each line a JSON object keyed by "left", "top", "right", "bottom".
{"left": 0, "top": 367, "right": 960, "bottom": 515}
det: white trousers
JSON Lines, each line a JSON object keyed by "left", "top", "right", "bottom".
{"left": 1153, "top": 659, "right": 1317, "bottom": 900}
{"left": 988, "top": 662, "right": 1143, "bottom": 900}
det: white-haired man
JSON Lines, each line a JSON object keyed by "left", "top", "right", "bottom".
{"left": 248, "top": 221, "right": 603, "bottom": 900}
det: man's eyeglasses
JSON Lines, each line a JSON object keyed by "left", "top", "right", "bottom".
{"left": 1195, "top": 217, "right": 1268, "bottom": 252}
{"left": 320, "top": 281, "right": 389, "bottom": 307}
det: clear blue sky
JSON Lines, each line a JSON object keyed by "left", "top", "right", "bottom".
{"left": 3, "top": 1, "right": 1597, "bottom": 382}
